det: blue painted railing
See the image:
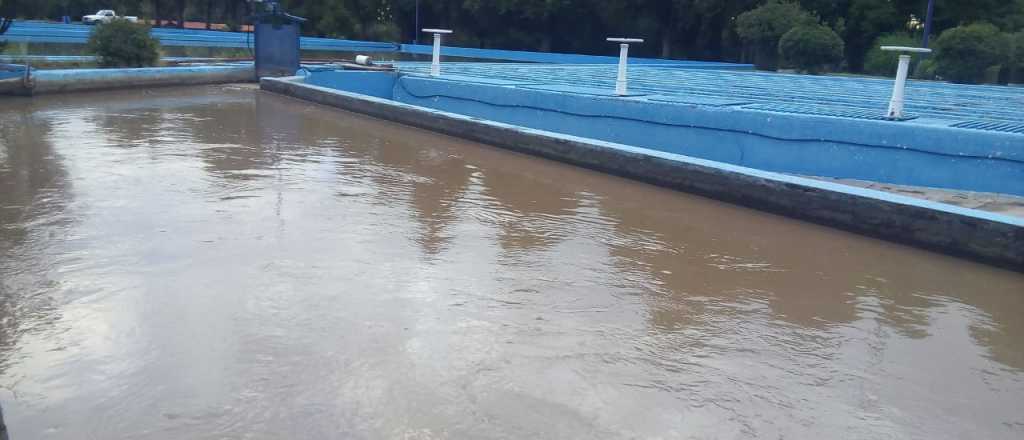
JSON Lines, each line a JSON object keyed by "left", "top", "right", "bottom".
{"left": 0, "top": 21, "right": 397, "bottom": 52}
{"left": 399, "top": 44, "right": 753, "bottom": 69}
{"left": 1, "top": 21, "right": 752, "bottom": 69}
{"left": 304, "top": 68, "right": 1024, "bottom": 196}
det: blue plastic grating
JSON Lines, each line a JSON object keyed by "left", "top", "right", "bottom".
{"left": 519, "top": 84, "right": 649, "bottom": 97}
{"left": 646, "top": 95, "right": 754, "bottom": 107}
{"left": 742, "top": 103, "right": 917, "bottom": 121}
{"left": 950, "top": 120, "right": 1024, "bottom": 134}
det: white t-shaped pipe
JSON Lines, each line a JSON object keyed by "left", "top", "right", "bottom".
{"left": 607, "top": 38, "right": 644, "bottom": 96}
{"left": 880, "top": 46, "right": 931, "bottom": 119}
{"left": 423, "top": 28, "right": 453, "bottom": 77}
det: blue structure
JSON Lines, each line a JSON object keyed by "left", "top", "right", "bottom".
{"left": 2, "top": 65, "right": 253, "bottom": 95}
{"left": 0, "top": 21, "right": 396, "bottom": 53}
{"left": 0, "top": 21, "right": 752, "bottom": 70}
{"left": 0, "top": 64, "right": 26, "bottom": 81}
{"left": 398, "top": 44, "right": 752, "bottom": 69}
{"left": 265, "top": 75, "right": 1024, "bottom": 269}
{"left": 252, "top": 4, "right": 306, "bottom": 77}
{"left": 304, "top": 63, "right": 1024, "bottom": 196}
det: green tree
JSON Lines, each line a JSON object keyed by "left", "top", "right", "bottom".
{"left": 86, "top": 18, "right": 160, "bottom": 67}
{"left": 1010, "top": 31, "right": 1024, "bottom": 83}
{"left": 999, "top": 0, "right": 1024, "bottom": 32}
{"left": 0, "top": 0, "right": 7, "bottom": 52}
{"left": 735, "top": 0, "right": 817, "bottom": 69}
{"left": 842, "top": 0, "right": 901, "bottom": 72}
{"left": 862, "top": 33, "right": 918, "bottom": 76}
{"left": 933, "top": 23, "right": 1008, "bottom": 84}
{"left": 3, "top": 0, "right": 1023, "bottom": 73}
{"left": 931, "top": 0, "right": 1021, "bottom": 32}
{"left": 778, "top": 23, "right": 844, "bottom": 73}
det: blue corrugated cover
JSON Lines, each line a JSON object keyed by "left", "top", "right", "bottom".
{"left": 254, "top": 10, "right": 306, "bottom": 78}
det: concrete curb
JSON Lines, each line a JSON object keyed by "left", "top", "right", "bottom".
{"left": 3, "top": 65, "right": 255, "bottom": 96}
{"left": 261, "top": 76, "right": 1024, "bottom": 272}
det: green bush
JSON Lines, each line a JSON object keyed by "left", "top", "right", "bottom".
{"left": 363, "top": 22, "right": 401, "bottom": 42}
{"left": 1010, "top": 31, "right": 1024, "bottom": 83}
{"left": 735, "top": 0, "right": 818, "bottom": 70}
{"left": 86, "top": 19, "right": 160, "bottom": 68}
{"left": 933, "top": 23, "right": 1008, "bottom": 84}
{"left": 863, "top": 33, "right": 918, "bottom": 76}
{"left": 778, "top": 24, "right": 845, "bottom": 74}
{"left": 0, "top": 0, "right": 6, "bottom": 52}
{"left": 913, "top": 58, "right": 937, "bottom": 80}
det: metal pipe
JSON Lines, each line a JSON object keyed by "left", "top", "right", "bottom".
{"left": 887, "top": 54, "right": 911, "bottom": 119}
{"left": 423, "top": 28, "right": 452, "bottom": 77}
{"left": 607, "top": 37, "right": 644, "bottom": 96}
{"left": 3, "top": 65, "right": 256, "bottom": 96}
{"left": 414, "top": 0, "right": 420, "bottom": 45}
{"left": 922, "top": 0, "right": 936, "bottom": 48}
{"left": 616, "top": 44, "right": 629, "bottom": 95}
{"left": 880, "top": 46, "right": 931, "bottom": 119}
{"left": 432, "top": 33, "right": 441, "bottom": 76}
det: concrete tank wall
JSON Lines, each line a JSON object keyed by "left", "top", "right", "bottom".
{"left": 304, "top": 70, "right": 396, "bottom": 99}
{"left": 301, "top": 69, "right": 1024, "bottom": 197}
{"left": 390, "top": 76, "right": 1024, "bottom": 196}
{"left": 19, "top": 65, "right": 255, "bottom": 95}
{"left": 398, "top": 44, "right": 754, "bottom": 69}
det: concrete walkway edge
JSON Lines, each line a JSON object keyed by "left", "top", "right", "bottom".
{"left": 2, "top": 65, "right": 255, "bottom": 96}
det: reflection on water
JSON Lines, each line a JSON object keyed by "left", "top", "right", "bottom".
{"left": 0, "top": 103, "right": 71, "bottom": 383}
{"left": 0, "top": 85, "right": 1022, "bottom": 439}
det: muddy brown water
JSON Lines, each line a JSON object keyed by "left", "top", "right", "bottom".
{"left": 0, "top": 84, "right": 1022, "bottom": 439}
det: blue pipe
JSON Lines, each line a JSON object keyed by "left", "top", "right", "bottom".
{"left": 0, "top": 21, "right": 398, "bottom": 52}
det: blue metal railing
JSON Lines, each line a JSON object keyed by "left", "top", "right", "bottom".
{"left": 0, "top": 21, "right": 398, "bottom": 52}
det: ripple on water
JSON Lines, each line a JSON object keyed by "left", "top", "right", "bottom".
{"left": 0, "top": 85, "right": 1021, "bottom": 440}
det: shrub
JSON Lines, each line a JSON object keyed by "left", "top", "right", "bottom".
{"left": 0, "top": 0, "right": 8, "bottom": 52}
{"left": 843, "top": 0, "right": 903, "bottom": 71}
{"left": 363, "top": 22, "right": 401, "bottom": 42}
{"left": 932, "top": 23, "right": 1007, "bottom": 84}
{"left": 1010, "top": 31, "right": 1024, "bottom": 83}
{"left": 778, "top": 24, "right": 845, "bottom": 74}
{"left": 863, "top": 33, "right": 918, "bottom": 76}
{"left": 86, "top": 19, "right": 160, "bottom": 68}
{"left": 736, "top": 1, "right": 818, "bottom": 70}
{"left": 913, "top": 58, "right": 937, "bottom": 80}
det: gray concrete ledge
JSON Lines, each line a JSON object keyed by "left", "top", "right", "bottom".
{"left": 2, "top": 65, "right": 255, "bottom": 96}
{"left": 261, "top": 76, "right": 1024, "bottom": 272}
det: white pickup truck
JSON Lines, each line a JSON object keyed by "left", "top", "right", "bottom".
{"left": 82, "top": 10, "right": 138, "bottom": 25}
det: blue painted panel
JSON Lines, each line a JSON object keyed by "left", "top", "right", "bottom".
{"left": 0, "top": 63, "right": 26, "bottom": 80}
{"left": 394, "top": 63, "right": 1024, "bottom": 125}
{"left": 0, "top": 21, "right": 398, "bottom": 52}
{"left": 305, "top": 70, "right": 396, "bottom": 99}
{"left": 398, "top": 44, "right": 754, "bottom": 69}
{"left": 31, "top": 65, "right": 249, "bottom": 81}
{"left": 389, "top": 76, "right": 1024, "bottom": 196}
{"left": 255, "top": 21, "right": 301, "bottom": 77}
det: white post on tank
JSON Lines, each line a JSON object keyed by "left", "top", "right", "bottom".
{"left": 607, "top": 38, "right": 644, "bottom": 96}
{"left": 423, "top": 28, "right": 453, "bottom": 77}
{"left": 881, "top": 46, "right": 932, "bottom": 119}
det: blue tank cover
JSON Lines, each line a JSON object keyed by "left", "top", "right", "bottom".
{"left": 252, "top": 5, "right": 307, "bottom": 78}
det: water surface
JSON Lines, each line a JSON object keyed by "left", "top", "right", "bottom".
{"left": 1, "top": 85, "right": 1022, "bottom": 439}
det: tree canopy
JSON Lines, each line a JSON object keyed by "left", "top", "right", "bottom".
{"left": 1, "top": 0, "right": 1022, "bottom": 74}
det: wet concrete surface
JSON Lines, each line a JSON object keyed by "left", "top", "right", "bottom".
{"left": 0, "top": 84, "right": 1022, "bottom": 439}
{"left": 819, "top": 177, "right": 1024, "bottom": 219}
